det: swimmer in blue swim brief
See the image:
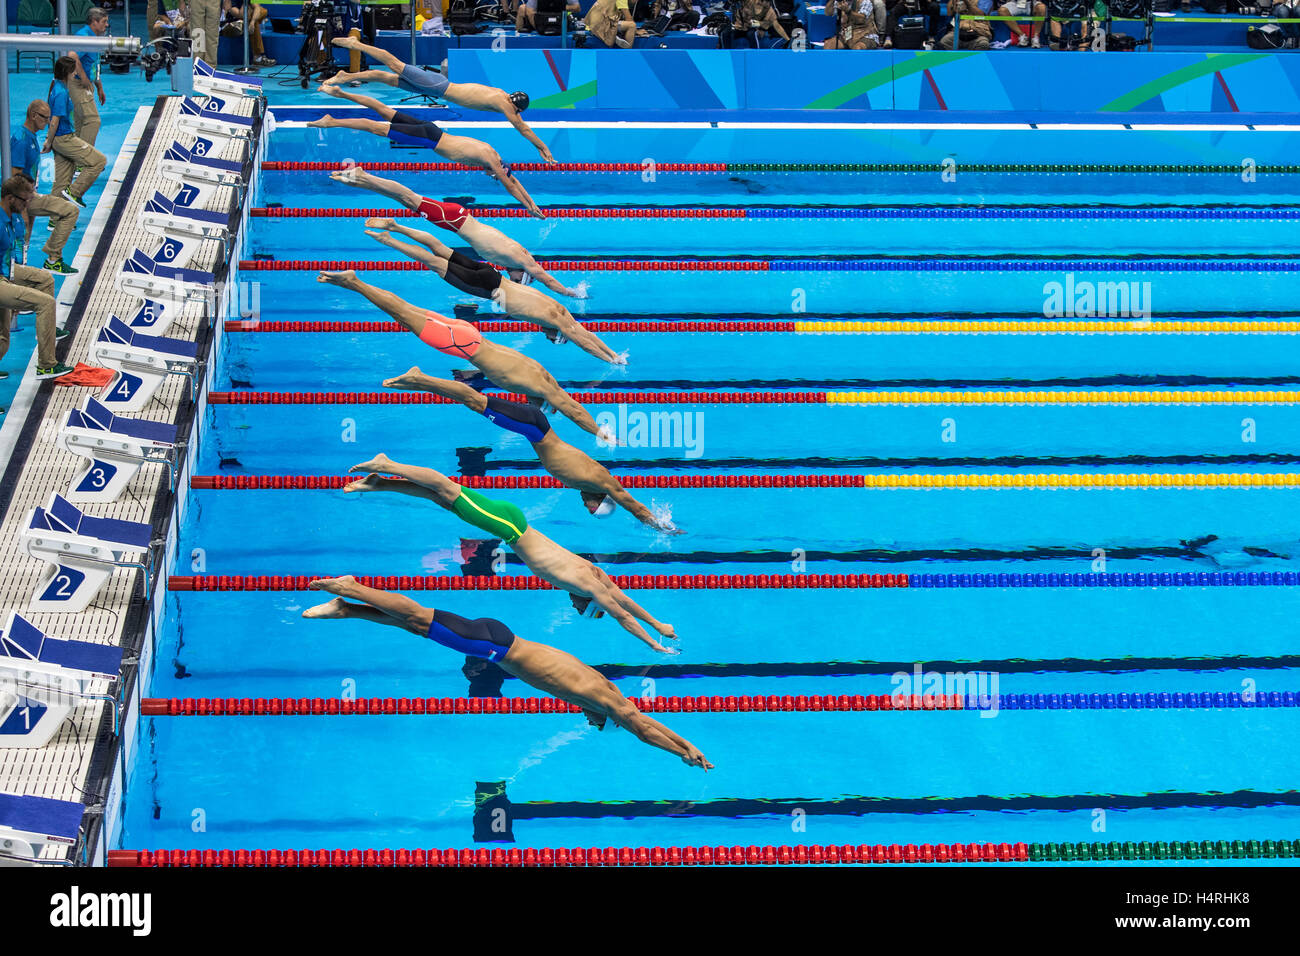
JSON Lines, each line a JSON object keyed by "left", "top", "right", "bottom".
{"left": 321, "top": 35, "right": 555, "bottom": 164}
{"left": 302, "top": 575, "right": 712, "bottom": 769}
{"left": 379, "top": 365, "right": 680, "bottom": 533}
{"left": 309, "top": 86, "right": 545, "bottom": 219}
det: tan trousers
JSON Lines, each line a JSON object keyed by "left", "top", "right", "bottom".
{"left": 27, "top": 192, "right": 80, "bottom": 262}
{"left": 51, "top": 133, "right": 106, "bottom": 202}
{"left": 0, "top": 264, "right": 58, "bottom": 367}
{"left": 190, "top": 0, "right": 223, "bottom": 65}
{"left": 70, "top": 81, "right": 102, "bottom": 147}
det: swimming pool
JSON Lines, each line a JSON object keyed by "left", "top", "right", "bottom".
{"left": 118, "top": 120, "right": 1300, "bottom": 865}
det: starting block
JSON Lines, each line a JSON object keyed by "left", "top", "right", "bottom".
{"left": 193, "top": 56, "right": 264, "bottom": 98}
{"left": 0, "top": 612, "right": 123, "bottom": 749}
{"left": 21, "top": 493, "right": 157, "bottom": 613}
{"left": 57, "top": 396, "right": 179, "bottom": 503}
{"left": 0, "top": 790, "right": 86, "bottom": 865}
{"left": 93, "top": 316, "right": 201, "bottom": 413}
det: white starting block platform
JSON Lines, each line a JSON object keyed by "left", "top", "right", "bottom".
{"left": 93, "top": 315, "right": 202, "bottom": 413}
{"left": 179, "top": 96, "right": 256, "bottom": 141}
{"left": 0, "top": 791, "right": 85, "bottom": 865}
{"left": 57, "top": 397, "right": 179, "bottom": 503}
{"left": 21, "top": 492, "right": 157, "bottom": 614}
{"left": 192, "top": 56, "right": 264, "bottom": 98}
{"left": 0, "top": 613, "right": 123, "bottom": 750}
{"left": 161, "top": 140, "right": 246, "bottom": 190}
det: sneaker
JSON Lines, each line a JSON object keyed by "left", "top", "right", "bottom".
{"left": 55, "top": 326, "right": 72, "bottom": 341}
{"left": 0, "top": 370, "right": 9, "bottom": 379}
{"left": 1017, "top": 33, "right": 1029, "bottom": 47}
{"left": 35, "top": 362, "right": 75, "bottom": 380}
{"left": 253, "top": 55, "right": 277, "bottom": 67}
{"left": 61, "top": 189, "right": 87, "bottom": 209}
{"left": 44, "top": 258, "right": 78, "bottom": 274}
{"left": 1031, "top": 34, "right": 1041, "bottom": 47}
{"left": 992, "top": 38, "right": 1014, "bottom": 49}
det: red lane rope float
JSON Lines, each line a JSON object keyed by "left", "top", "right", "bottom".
{"left": 139, "top": 693, "right": 962, "bottom": 716}
{"left": 108, "top": 843, "right": 1031, "bottom": 866}
{"left": 169, "top": 574, "right": 906, "bottom": 591}
{"left": 223, "top": 319, "right": 797, "bottom": 334}
{"left": 190, "top": 475, "right": 861, "bottom": 490}
{"left": 260, "top": 162, "right": 730, "bottom": 173}
{"left": 206, "top": 391, "right": 828, "bottom": 405}
{"left": 251, "top": 207, "right": 749, "bottom": 219}
{"left": 238, "top": 259, "right": 770, "bottom": 272}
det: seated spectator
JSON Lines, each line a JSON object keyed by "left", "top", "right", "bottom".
{"left": 518, "top": 0, "right": 582, "bottom": 32}
{"left": 1046, "top": 0, "right": 1091, "bottom": 48}
{"left": 824, "top": 0, "right": 882, "bottom": 47}
{"left": 732, "top": 0, "right": 792, "bottom": 46}
{"left": 220, "top": 0, "right": 276, "bottom": 66}
{"left": 883, "top": 0, "right": 939, "bottom": 48}
{"left": 937, "top": 0, "right": 991, "bottom": 47}
{"left": 991, "top": 0, "right": 1045, "bottom": 46}
{"left": 584, "top": 0, "right": 638, "bottom": 46}
{"left": 152, "top": 0, "right": 189, "bottom": 40}
{"left": 644, "top": 0, "right": 701, "bottom": 32}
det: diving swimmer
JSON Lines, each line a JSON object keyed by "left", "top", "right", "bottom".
{"left": 303, "top": 576, "right": 711, "bottom": 768}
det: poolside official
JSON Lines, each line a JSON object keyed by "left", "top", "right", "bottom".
{"left": 0, "top": 177, "right": 73, "bottom": 382}
{"left": 68, "top": 7, "right": 110, "bottom": 147}
{"left": 191, "top": 0, "right": 222, "bottom": 66}
{"left": 10, "top": 101, "right": 80, "bottom": 274}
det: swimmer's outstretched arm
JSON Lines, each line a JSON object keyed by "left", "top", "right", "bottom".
{"left": 591, "top": 591, "right": 676, "bottom": 655}
{"left": 614, "top": 706, "right": 713, "bottom": 770}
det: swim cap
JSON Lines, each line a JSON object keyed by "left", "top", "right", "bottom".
{"left": 592, "top": 496, "right": 616, "bottom": 518}
{"left": 509, "top": 91, "right": 530, "bottom": 113}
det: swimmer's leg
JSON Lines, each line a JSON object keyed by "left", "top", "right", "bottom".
{"left": 322, "top": 85, "right": 399, "bottom": 120}
{"left": 347, "top": 455, "right": 464, "bottom": 508}
{"left": 331, "top": 36, "right": 407, "bottom": 73}
{"left": 323, "top": 68, "right": 400, "bottom": 88}
{"left": 306, "top": 115, "right": 391, "bottom": 136}
{"left": 316, "top": 270, "right": 430, "bottom": 334}
{"left": 304, "top": 575, "right": 433, "bottom": 635}
{"left": 382, "top": 367, "right": 488, "bottom": 413}
{"left": 331, "top": 167, "right": 423, "bottom": 210}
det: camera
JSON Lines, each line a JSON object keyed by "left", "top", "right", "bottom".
{"left": 298, "top": 0, "right": 345, "bottom": 87}
{"left": 141, "top": 34, "right": 190, "bottom": 82}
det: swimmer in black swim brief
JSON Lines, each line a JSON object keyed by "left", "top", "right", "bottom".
{"left": 381, "top": 366, "right": 679, "bottom": 532}
{"left": 302, "top": 576, "right": 712, "bottom": 769}
{"left": 309, "top": 86, "right": 546, "bottom": 219}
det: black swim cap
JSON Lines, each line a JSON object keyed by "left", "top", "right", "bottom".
{"left": 509, "top": 91, "right": 530, "bottom": 113}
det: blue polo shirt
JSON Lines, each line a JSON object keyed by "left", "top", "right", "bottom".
{"left": 47, "top": 83, "right": 74, "bottom": 138}
{"left": 10, "top": 126, "right": 41, "bottom": 181}
{"left": 76, "top": 25, "right": 101, "bottom": 82}
{"left": 0, "top": 211, "right": 27, "bottom": 279}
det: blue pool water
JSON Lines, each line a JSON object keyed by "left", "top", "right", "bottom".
{"left": 120, "top": 123, "right": 1300, "bottom": 862}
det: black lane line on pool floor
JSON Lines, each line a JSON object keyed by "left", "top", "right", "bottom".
{"left": 505, "top": 790, "right": 1300, "bottom": 821}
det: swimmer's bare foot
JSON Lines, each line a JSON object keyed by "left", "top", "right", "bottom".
{"left": 317, "top": 269, "right": 359, "bottom": 288}
{"left": 316, "top": 84, "right": 345, "bottom": 98}
{"left": 301, "top": 596, "right": 353, "bottom": 619}
{"left": 307, "top": 575, "right": 360, "bottom": 596}
{"left": 383, "top": 367, "right": 432, "bottom": 390}
{"left": 364, "top": 228, "right": 395, "bottom": 246}
{"left": 306, "top": 114, "right": 338, "bottom": 128}
{"left": 343, "top": 472, "right": 385, "bottom": 494}
{"left": 331, "top": 35, "right": 361, "bottom": 50}
{"left": 349, "top": 453, "right": 395, "bottom": 474}
{"left": 364, "top": 216, "right": 397, "bottom": 230}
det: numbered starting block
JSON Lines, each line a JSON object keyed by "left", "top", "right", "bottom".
{"left": 193, "top": 55, "right": 264, "bottom": 98}
{"left": 0, "top": 612, "right": 123, "bottom": 751}
{"left": 93, "top": 316, "right": 201, "bottom": 413}
{"left": 161, "top": 140, "right": 244, "bottom": 191}
{"left": 115, "top": 246, "right": 213, "bottom": 306}
{"left": 57, "top": 397, "right": 179, "bottom": 503}
{"left": 142, "top": 189, "right": 229, "bottom": 244}
{"left": 21, "top": 493, "right": 157, "bottom": 614}
{"left": 178, "top": 96, "right": 254, "bottom": 142}
{"left": 0, "top": 791, "right": 86, "bottom": 865}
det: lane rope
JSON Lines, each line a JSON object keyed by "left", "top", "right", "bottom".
{"left": 189, "top": 473, "right": 1300, "bottom": 491}
{"left": 259, "top": 160, "right": 1300, "bottom": 174}
{"left": 138, "top": 690, "right": 1297, "bottom": 716}
{"left": 166, "top": 571, "right": 1300, "bottom": 591}
{"left": 106, "top": 839, "right": 1300, "bottom": 867}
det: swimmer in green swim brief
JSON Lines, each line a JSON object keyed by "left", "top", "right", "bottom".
{"left": 343, "top": 453, "right": 680, "bottom": 655}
